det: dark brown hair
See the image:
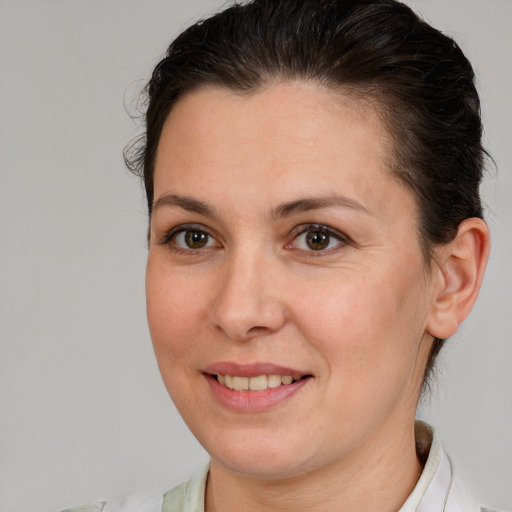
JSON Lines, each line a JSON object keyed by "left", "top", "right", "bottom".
{"left": 125, "top": 0, "right": 487, "bottom": 389}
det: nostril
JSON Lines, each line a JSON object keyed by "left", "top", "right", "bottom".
{"left": 247, "top": 325, "right": 272, "bottom": 336}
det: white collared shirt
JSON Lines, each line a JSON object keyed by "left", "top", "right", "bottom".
{"left": 401, "top": 421, "right": 482, "bottom": 512}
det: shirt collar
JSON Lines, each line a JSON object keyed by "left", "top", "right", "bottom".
{"left": 400, "top": 420, "right": 480, "bottom": 512}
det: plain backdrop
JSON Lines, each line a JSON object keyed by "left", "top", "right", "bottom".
{"left": 1, "top": 1, "right": 511, "bottom": 511}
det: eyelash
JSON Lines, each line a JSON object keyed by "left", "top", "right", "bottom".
{"left": 287, "top": 224, "right": 352, "bottom": 257}
{"left": 157, "top": 224, "right": 219, "bottom": 255}
{"left": 158, "top": 223, "right": 352, "bottom": 256}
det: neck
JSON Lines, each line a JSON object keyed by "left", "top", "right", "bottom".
{"left": 205, "top": 417, "right": 423, "bottom": 512}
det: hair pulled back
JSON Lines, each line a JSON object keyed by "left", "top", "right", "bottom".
{"left": 125, "top": 0, "right": 487, "bottom": 387}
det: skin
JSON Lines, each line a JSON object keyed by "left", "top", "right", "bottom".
{"left": 145, "top": 81, "right": 490, "bottom": 512}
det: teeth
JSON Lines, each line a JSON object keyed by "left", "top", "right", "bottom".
{"left": 224, "top": 375, "right": 234, "bottom": 389}
{"left": 216, "top": 373, "right": 300, "bottom": 391}
{"left": 267, "top": 374, "right": 282, "bottom": 388}
{"left": 233, "top": 376, "right": 249, "bottom": 390}
{"left": 249, "top": 375, "right": 267, "bottom": 391}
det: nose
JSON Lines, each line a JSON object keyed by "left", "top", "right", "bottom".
{"left": 210, "top": 250, "right": 287, "bottom": 341}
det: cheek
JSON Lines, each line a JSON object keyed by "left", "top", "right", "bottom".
{"left": 290, "top": 263, "right": 428, "bottom": 385}
{"left": 145, "top": 261, "right": 217, "bottom": 426}
{"left": 292, "top": 269, "right": 406, "bottom": 341}
{"left": 145, "top": 259, "right": 207, "bottom": 367}
{"left": 314, "top": 289, "right": 424, "bottom": 439}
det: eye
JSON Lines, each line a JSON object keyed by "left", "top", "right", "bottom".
{"left": 175, "top": 229, "right": 213, "bottom": 249}
{"left": 290, "top": 225, "right": 348, "bottom": 253}
{"left": 159, "top": 225, "right": 220, "bottom": 252}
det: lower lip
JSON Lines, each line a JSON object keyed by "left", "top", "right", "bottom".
{"left": 205, "top": 374, "right": 311, "bottom": 413}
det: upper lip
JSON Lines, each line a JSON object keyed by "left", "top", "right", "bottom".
{"left": 204, "top": 362, "right": 310, "bottom": 379}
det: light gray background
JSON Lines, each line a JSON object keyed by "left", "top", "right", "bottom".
{"left": 1, "top": 1, "right": 510, "bottom": 511}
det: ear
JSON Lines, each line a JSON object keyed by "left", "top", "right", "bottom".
{"left": 427, "top": 218, "right": 490, "bottom": 340}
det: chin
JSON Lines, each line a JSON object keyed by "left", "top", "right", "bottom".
{"left": 214, "top": 451, "right": 313, "bottom": 481}
{"left": 200, "top": 426, "right": 327, "bottom": 480}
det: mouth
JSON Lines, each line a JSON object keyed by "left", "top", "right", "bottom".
{"left": 213, "top": 373, "right": 309, "bottom": 391}
{"left": 203, "top": 363, "right": 312, "bottom": 411}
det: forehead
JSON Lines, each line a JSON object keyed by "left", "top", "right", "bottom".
{"left": 153, "top": 81, "right": 414, "bottom": 221}
{"left": 158, "top": 81, "right": 389, "bottom": 162}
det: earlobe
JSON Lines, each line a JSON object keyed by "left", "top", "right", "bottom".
{"left": 427, "top": 218, "right": 490, "bottom": 340}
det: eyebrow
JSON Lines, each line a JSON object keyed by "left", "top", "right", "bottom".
{"left": 271, "top": 195, "right": 372, "bottom": 220}
{"left": 152, "top": 194, "right": 217, "bottom": 217}
{"left": 152, "top": 193, "right": 371, "bottom": 219}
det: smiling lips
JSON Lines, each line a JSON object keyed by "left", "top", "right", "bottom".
{"left": 204, "top": 363, "right": 312, "bottom": 412}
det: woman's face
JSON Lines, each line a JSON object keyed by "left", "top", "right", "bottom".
{"left": 146, "top": 82, "right": 435, "bottom": 479}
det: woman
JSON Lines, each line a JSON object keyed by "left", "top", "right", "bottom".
{"left": 65, "top": 0, "right": 499, "bottom": 510}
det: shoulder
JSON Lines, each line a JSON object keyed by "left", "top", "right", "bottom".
{"left": 60, "top": 464, "right": 209, "bottom": 512}
{"left": 60, "top": 493, "right": 162, "bottom": 512}
{"left": 60, "top": 502, "right": 106, "bottom": 512}
{"left": 161, "top": 463, "right": 209, "bottom": 512}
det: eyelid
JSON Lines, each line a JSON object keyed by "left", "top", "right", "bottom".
{"left": 287, "top": 223, "right": 353, "bottom": 253}
{"left": 157, "top": 223, "right": 221, "bottom": 250}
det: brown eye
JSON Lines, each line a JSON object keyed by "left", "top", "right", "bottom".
{"left": 164, "top": 227, "right": 218, "bottom": 251}
{"left": 306, "top": 231, "right": 330, "bottom": 251}
{"left": 290, "top": 225, "right": 348, "bottom": 254}
{"left": 184, "top": 230, "right": 209, "bottom": 249}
